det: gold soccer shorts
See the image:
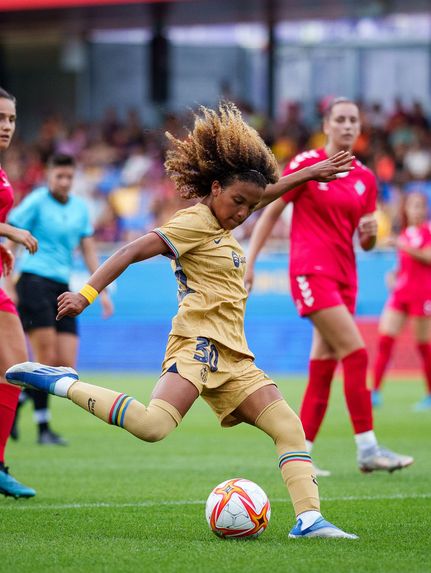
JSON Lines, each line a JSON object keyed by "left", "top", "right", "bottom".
{"left": 162, "top": 335, "right": 276, "bottom": 427}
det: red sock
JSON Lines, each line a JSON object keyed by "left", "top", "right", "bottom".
{"left": 373, "top": 334, "right": 395, "bottom": 391}
{"left": 0, "top": 384, "right": 21, "bottom": 463}
{"left": 299, "top": 358, "right": 337, "bottom": 442}
{"left": 416, "top": 343, "right": 431, "bottom": 394}
{"left": 342, "top": 348, "right": 373, "bottom": 434}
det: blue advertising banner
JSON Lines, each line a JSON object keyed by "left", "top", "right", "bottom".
{"left": 74, "top": 250, "right": 396, "bottom": 373}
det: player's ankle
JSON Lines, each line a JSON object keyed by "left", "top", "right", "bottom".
{"left": 296, "top": 510, "right": 322, "bottom": 528}
{"left": 54, "top": 376, "right": 77, "bottom": 398}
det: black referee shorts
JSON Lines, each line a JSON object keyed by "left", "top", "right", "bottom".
{"left": 16, "top": 272, "right": 77, "bottom": 335}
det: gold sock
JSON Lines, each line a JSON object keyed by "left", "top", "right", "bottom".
{"left": 68, "top": 381, "right": 180, "bottom": 442}
{"left": 255, "top": 399, "right": 320, "bottom": 516}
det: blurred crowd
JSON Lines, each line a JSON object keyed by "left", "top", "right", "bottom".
{"left": 4, "top": 98, "right": 431, "bottom": 246}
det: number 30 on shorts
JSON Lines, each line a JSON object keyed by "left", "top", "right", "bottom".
{"left": 193, "top": 337, "right": 219, "bottom": 372}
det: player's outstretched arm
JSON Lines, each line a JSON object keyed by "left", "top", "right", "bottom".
{"left": 0, "top": 222, "right": 38, "bottom": 253}
{"left": 245, "top": 198, "right": 286, "bottom": 293}
{"left": 257, "top": 150, "right": 354, "bottom": 210}
{"left": 57, "top": 232, "right": 169, "bottom": 320}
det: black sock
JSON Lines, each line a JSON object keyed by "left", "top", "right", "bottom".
{"left": 38, "top": 422, "right": 49, "bottom": 434}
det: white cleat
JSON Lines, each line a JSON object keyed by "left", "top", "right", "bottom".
{"left": 312, "top": 464, "right": 331, "bottom": 477}
{"left": 358, "top": 446, "right": 414, "bottom": 473}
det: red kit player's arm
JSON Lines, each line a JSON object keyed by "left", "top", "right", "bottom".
{"left": 397, "top": 241, "right": 431, "bottom": 265}
{"left": 256, "top": 150, "right": 353, "bottom": 210}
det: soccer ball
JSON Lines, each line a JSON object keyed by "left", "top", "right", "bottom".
{"left": 205, "top": 478, "right": 271, "bottom": 539}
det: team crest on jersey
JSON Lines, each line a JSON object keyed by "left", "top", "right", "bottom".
{"left": 231, "top": 251, "right": 246, "bottom": 268}
{"left": 354, "top": 180, "right": 366, "bottom": 196}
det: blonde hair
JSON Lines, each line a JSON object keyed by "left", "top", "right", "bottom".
{"left": 164, "top": 102, "right": 279, "bottom": 199}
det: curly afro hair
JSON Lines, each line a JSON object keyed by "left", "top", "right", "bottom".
{"left": 164, "top": 101, "right": 279, "bottom": 199}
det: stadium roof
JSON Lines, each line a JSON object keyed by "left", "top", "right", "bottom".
{"left": 0, "top": 0, "right": 430, "bottom": 32}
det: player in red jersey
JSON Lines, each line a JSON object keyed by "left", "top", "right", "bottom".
{"left": 0, "top": 87, "right": 37, "bottom": 497}
{"left": 373, "top": 191, "right": 431, "bottom": 411}
{"left": 245, "top": 98, "right": 413, "bottom": 475}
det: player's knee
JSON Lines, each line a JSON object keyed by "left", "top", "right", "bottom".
{"left": 256, "top": 399, "right": 306, "bottom": 448}
{"left": 139, "top": 426, "right": 169, "bottom": 443}
{"left": 129, "top": 401, "right": 179, "bottom": 443}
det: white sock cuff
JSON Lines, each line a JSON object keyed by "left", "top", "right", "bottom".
{"left": 33, "top": 409, "right": 51, "bottom": 423}
{"left": 354, "top": 430, "right": 378, "bottom": 450}
{"left": 297, "top": 510, "right": 322, "bottom": 528}
{"left": 55, "top": 376, "right": 77, "bottom": 398}
{"left": 305, "top": 439, "right": 313, "bottom": 453}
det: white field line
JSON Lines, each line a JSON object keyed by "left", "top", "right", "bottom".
{"left": 2, "top": 492, "right": 431, "bottom": 511}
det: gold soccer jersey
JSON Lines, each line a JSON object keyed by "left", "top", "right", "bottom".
{"left": 153, "top": 203, "right": 253, "bottom": 358}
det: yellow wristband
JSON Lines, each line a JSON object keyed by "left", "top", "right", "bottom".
{"left": 79, "top": 284, "right": 99, "bottom": 305}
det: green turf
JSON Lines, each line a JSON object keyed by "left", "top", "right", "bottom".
{"left": 1, "top": 374, "right": 430, "bottom": 573}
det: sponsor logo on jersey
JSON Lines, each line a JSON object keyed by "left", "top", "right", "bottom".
{"left": 200, "top": 365, "right": 209, "bottom": 385}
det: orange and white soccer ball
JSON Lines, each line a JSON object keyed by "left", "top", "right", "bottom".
{"left": 205, "top": 478, "right": 271, "bottom": 538}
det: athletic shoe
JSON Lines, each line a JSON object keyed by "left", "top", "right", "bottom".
{"left": 0, "top": 466, "right": 36, "bottom": 499}
{"left": 413, "top": 394, "right": 431, "bottom": 411}
{"left": 371, "top": 390, "right": 382, "bottom": 408}
{"left": 5, "top": 362, "right": 78, "bottom": 396}
{"left": 358, "top": 446, "right": 414, "bottom": 473}
{"left": 312, "top": 464, "right": 331, "bottom": 477}
{"left": 38, "top": 429, "right": 68, "bottom": 446}
{"left": 289, "top": 516, "right": 358, "bottom": 539}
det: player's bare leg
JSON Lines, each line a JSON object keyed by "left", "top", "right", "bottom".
{"left": 5, "top": 363, "right": 198, "bottom": 443}
{"left": 232, "top": 385, "right": 357, "bottom": 539}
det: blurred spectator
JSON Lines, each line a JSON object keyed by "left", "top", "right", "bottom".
{"left": 3, "top": 97, "right": 431, "bottom": 248}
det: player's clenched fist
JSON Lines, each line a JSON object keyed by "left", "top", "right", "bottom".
{"left": 56, "top": 291, "right": 89, "bottom": 320}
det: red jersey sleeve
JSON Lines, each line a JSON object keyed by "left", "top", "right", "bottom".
{"left": 281, "top": 150, "right": 322, "bottom": 204}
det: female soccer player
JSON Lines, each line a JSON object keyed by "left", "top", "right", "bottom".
{"left": 8, "top": 102, "right": 357, "bottom": 538}
{"left": 0, "top": 87, "right": 36, "bottom": 497}
{"left": 5, "top": 153, "right": 113, "bottom": 445}
{"left": 244, "top": 97, "right": 413, "bottom": 475}
{"left": 373, "top": 191, "right": 431, "bottom": 410}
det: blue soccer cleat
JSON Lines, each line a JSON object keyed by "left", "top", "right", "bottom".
{"left": 413, "top": 394, "right": 431, "bottom": 411}
{"left": 6, "top": 362, "right": 78, "bottom": 397}
{"left": 0, "top": 466, "right": 36, "bottom": 499}
{"left": 289, "top": 516, "right": 358, "bottom": 539}
{"left": 371, "top": 390, "right": 382, "bottom": 408}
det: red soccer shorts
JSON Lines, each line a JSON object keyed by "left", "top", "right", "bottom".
{"left": 290, "top": 274, "right": 357, "bottom": 317}
{"left": 387, "top": 291, "right": 431, "bottom": 317}
{"left": 0, "top": 288, "right": 18, "bottom": 316}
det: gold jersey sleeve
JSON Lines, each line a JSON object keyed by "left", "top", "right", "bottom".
{"left": 153, "top": 203, "right": 254, "bottom": 358}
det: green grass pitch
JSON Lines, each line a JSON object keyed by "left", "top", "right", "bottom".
{"left": 1, "top": 374, "right": 430, "bottom": 573}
